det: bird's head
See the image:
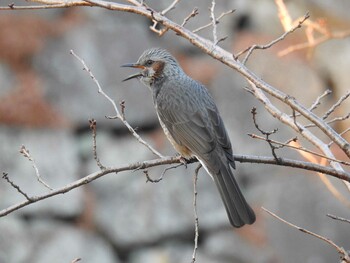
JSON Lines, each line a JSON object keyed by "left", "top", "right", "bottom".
{"left": 122, "top": 48, "right": 179, "bottom": 86}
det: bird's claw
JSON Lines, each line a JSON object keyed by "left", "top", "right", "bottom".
{"left": 179, "top": 156, "right": 189, "bottom": 168}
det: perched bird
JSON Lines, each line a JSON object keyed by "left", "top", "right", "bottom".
{"left": 122, "top": 48, "right": 255, "bottom": 227}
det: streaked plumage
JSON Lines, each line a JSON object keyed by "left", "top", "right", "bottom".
{"left": 122, "top": 48, "right": 255, "bottom": 227}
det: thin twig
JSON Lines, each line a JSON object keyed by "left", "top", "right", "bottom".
{"left": 181, "top": 7, "right": 199, "bottom": 27}
{"left": 119, "top": 100, "right": 126, "bottom": 120}
{"left": 89, "top": 119, "right": 106, "bottom": 170}
{"left": 250, "top": 107, "right": 280, "bottom": 162}
{"left": 71, "top": 258, "right": 82, "bottom": 263}
{"left": 19, "top": 145, "right": 53, "bottom": 190}
{"left": 309, "top": 89, "right": 332, "bottom": 112}
{"left": 143, "top": 163, "right": 184, "bottom": 183}
{"left": 327, "top": 214, "right": 350, "bottom": 224}
{"left": 322, "top": 91, "right": 350, "bottom": 120}
{"left": 248, "top": 133, "right": 350, "bottom": 166}
{"left": 279, "top": 29, "right": 350, "bottom": 57}
{"left": 2, "top": 173, "right": 32, "bottom": 201}
{"left": 0, "top": 2, "right": 90, "bottom": 10}
{"left": 236, "top": 12, "right": 309, "bottom": 64}
{"left": 209, "top": 0, "right": 218, "bottom": 45}
{"left": 161, "top": 0, "right": 180, "bottom": 15}
{"left": 191, "top": 164, "right": 201, "bottom": 263}
{"left": 305, "top": 113, "right": 350, "bottom": 128}
{"left": 149, "top": 0, "right": 180, "bottom": 36}
{"left": 193, "top": 9, "right": 235, "bottom": 33}
{"left": 292, "top": 89, "right": 332, "bottom": 118}
{"left": 70, "top": 50, "right": 164, "bottom": 158}
{"left": 328, "top": 128, "right": 350, "bottom": 148}
{"left": 248, "top": 83, "right": 349, "bottom": 190}
{"left": 263, "top": 207, "right": 350, "bottom": 262}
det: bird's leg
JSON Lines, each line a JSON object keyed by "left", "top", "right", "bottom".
{"left": 177, "top": 155, "right": 198, "bottom": 168}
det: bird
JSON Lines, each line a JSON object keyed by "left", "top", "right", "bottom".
{"left": 122, "top": 48, "right": 255, "bottom": 227}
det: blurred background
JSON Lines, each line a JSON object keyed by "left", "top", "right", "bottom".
{"left": 0, "top": 0, "right": 350, "bottom": 262}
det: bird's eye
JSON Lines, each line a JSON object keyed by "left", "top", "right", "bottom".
{"left": 145, "top": 60, "right": 153, "bottom": 66}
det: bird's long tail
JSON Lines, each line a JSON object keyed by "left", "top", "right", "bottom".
{"left": 211, "top": 161, "right": 256, "bottom": 227}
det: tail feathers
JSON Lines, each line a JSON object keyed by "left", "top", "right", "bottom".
{"left": 213, "top": 163, "right": 256, "bottom": 227}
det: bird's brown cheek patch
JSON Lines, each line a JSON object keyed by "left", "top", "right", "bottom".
{"left": 152, "top": 61, "right": 165, "bottom": 78}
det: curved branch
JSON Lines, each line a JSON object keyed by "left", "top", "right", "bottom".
{"left": 5, "top": 1, "right": 349, "bottom": 159}
{"left": 80, "top": 0, "right": 350, "bottom": 158}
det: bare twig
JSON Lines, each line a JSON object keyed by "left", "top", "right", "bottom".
{"left": 248, "top": 83, "right": 349, "bottom": 190}
{"left": 119, "top": 100, "right": 126, "bottom": 120}
{"left": 263, "top": 207, "right": 350, "bottom": 262}
{"left": 322, "top": 91, "right": 350, "bottom": 120}
{"left": 236, "top": 13, "right": 309, "bottom": 64}
{"left": 326, "top": 114, "right": 350, "bottom": 125}
{"left": 89, "top": 119, "right": 106, "bottom": 170}
{"left": 279, "top": 29, "right": 350, "bottom": 57}
{"left": 161, "top": 0, "right": 180, "bottom": 15}
{"left": 181, "top": 7, "right": 199, "bottom": 27}
{"left": 191, "top": 164, "right": 201, "bottom": 263}
{"left": 209, "top": 0, "right": 218, "bottom": 45}
{"left": 309, "top": 89, "right": 332, "bottom": 112}
{"left": 70, "top": 49, "right": 164, "bottom": 158}
{"left": 71, "top": 258, "right": 82, "bottom": 263}
{"left": 143, "top": 163, "right": 184, "bottom": 183}
{"left": 193, "top": 9, "right": 234, "bottom": 33}
{"left": 250, "top": 107, "right": 280, "bottom": 161}
{"left": 248, "top": 133, "right": 350, "bottom": 166}
{"left": 327, "top": 214, "right": 350, "bottom": 224}
{"left": 328, "top": 128, "right": 350, "bottom": 147}
{"left": 2, "top": 172, "right": 32, "bottom": 201}
{"left": 19, "top": 145, "right": 53, "bottom": 190}
{"left": 0, "top": 2, "right": 90, "bottom": 10}
{"left": 149, "top": 0, "right": 180, "bottom": 36}
{"left": 292, "top": 89, "right": 332, "bottom": 118}
{"left": 305, "top": 113, "right": 350, "bottom": 128}
{"left": 1, "top": 154, "right": 350, "bottom": 217}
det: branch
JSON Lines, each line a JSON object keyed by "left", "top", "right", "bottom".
{"left": 2, "top": 154, "right": 350, "bottom": 217}
{"left": 263, "top": 207, "right": 350, "bottom": 262}
{"left": 181, "top": 7, "right": 199, "bottom": 27}
{"left": 193, "top": 9, "right": 234, "bottom": 33}
{"left": 209, "top": 0, "right": 218, "bottom": 45}
{"left": 70, "top": 49, "right": 164, "bottom": 158}
{"left": 89, "top": 119, "right": 106, "bottom": 170}
{"left": 322, "top": 91, "right": 350, "bottom": 120}
{"left": 19, "top": 145, "right": 52, "bottom": 190}
{"left": 7, "top": 0, "right": 349, "bottom": 159}
{"left": 247, "top": 82, "right": 349, "bottom": 189}
{"left": 236, "top": 12, "right": 309, "bottom": 64}
{"left": 327, "top": 214, "right": 350, "bottom": 224}
{"left": 0, "top": 1, "right": 90, "bottom": 10}
{"left": 279, "top": 29, "right": 350, "bottom": 57}
{"left": 249, "top": 133, "right": 350, "bottom": 166}
{"left": 191, "top": 164, "right": 201, "bottom": 263}
{"left": 2, "top": 172, "right": 32, "bottom": 201}
{"left": 149, "top": 0, "right": 180, "bottom": 36}
{"left": 309, "top": 89, "right": 332, "bottom": 112}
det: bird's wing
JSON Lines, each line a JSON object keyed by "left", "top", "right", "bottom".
{"left": 158, "top": 107, "right": 216, "bottom": 156}
{"left": 157, "top": 87, "right": 235, "bottom": 169}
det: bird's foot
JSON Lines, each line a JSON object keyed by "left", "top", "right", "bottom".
{"left": 178, "top": 155, "right": 190, "bottom": 168}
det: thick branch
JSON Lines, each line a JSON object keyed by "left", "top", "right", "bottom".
{"left": 1, "top": 154, "right": 350, "bottom": 217}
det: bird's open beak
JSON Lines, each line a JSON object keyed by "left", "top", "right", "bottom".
{"left": 121, "top": 63, "right": 145, "bottom": 82}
